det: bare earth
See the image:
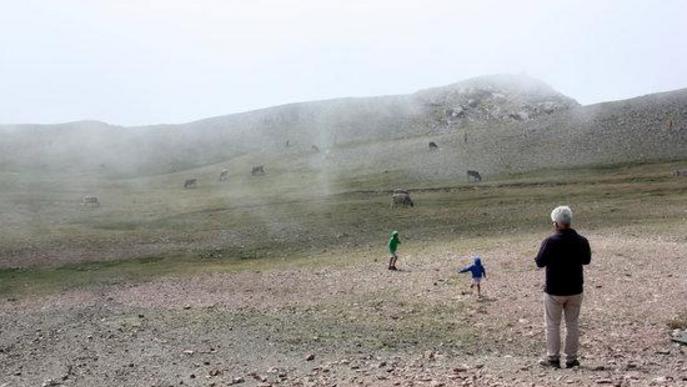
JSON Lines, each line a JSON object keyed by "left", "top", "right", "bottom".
{"left": 1, "top": 230, "right": 686, "bottom": 387}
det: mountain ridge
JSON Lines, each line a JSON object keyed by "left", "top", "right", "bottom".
{"left": 1, "top": 74, "right": 686, "bottom": 179}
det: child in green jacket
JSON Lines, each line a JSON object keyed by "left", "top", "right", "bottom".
{"left": 387, "top": 230, "right": 401, "bottom": 270}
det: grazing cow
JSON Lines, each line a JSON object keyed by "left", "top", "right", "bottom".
{"left": 391, "top": 189, "right": 414, "bottom": 208}
{"left": 467, "top": 170, "right": 482, "bottom": 182}
{"left": 312, "top": 145, "right": 320, "bottom": 152}
{"left": 428, "top": 142, "right": 439, "bottom": 150}
{"left": 286, "top": 140, "right": 290, "bottom": 147}
{"left": 251, "top": 165, "right": 265, "bottom": 176}
{"left": 81, "top": 196, "right": 100, "bottom": 207}
{"left": 184, "top": 179, "right": 197, "bottom": 188}
{"left": 674, "top": 170, "right": 687, "bottom": 177}
{"left": 218, "top": 169, "right": 229, "bottom": 182}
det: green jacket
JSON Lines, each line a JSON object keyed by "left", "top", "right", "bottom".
{"left": 388, "top": 234, "right": 401, "bottom": 254}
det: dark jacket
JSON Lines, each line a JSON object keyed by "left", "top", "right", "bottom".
{"left": 535, "top": 228, "right": 591, "bottom": 296}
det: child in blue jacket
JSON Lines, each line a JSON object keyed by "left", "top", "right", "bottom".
{"left": 459, "top": 256, "right": 487, "bottom": 297}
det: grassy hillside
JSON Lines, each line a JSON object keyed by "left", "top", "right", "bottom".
{"left": 1, "top": 158, "right": 686, "bottom": 295}
{"left": 2, "top": 73, "right": 686, "bottom": 287}
{"left": 0, "top": 74, "right": 576, "bottom": 175}
{"left": 1, "top": 75, "right": 685, "bottom": 185}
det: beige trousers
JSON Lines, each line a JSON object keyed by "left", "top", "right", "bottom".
{"left": 544, "top": 293, "right": 583, "bottom": 361}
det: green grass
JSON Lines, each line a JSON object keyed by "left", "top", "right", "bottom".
{"left": 0, "top": 159, "right": 686, "bottom": 297}
{"left": 0, "top": 248, "right": 354, "bottom": 296}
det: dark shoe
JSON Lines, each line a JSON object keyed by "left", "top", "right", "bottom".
{"left": 389, "top": 266, "right": 398, "bottom": 271}
{"left": 538, "top": 358, "right": 561, "bottom": 369}
{"left": 565, "top": 359, "right": 580, "bottom": 368}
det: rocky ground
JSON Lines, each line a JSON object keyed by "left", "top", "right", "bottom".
{"left": 1, "top": 229, "right": 685, "bottom": 387}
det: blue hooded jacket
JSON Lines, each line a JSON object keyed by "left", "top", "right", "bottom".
{"left": 459, "top": 257, "right": 486, "bottom": 279}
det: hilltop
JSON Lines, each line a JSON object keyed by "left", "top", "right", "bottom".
{"left": 2, "top": 74, "right": 684, "bottom": 179}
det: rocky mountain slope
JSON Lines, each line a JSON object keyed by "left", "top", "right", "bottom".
{"left": 0, "top": 74, "right": 685, "bottom": 179}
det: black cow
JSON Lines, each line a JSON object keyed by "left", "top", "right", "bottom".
{"left": 391, "top": 189, "right": 414, "bottom": 208}
{"left": 81, "top": 196, "right": 100, "bottom": 207}
{"left": 251, "top": 166, "right": 265, "bottom": 176}
{"left": 467, "top": 170, "right": 482, "bottom": 182}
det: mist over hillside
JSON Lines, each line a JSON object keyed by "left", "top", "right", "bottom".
{"left": 1, "top": 74, "right": 685, "bottom": 179}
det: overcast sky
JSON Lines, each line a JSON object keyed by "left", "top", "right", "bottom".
{"left": 1, "top": 0, "right": 686, "bottom": 126}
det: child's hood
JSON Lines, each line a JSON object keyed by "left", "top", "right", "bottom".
{"left": 474, "top": 256, "right": 482, "bottom": 266}
{"left": 390, "top": 230, "right": 399, "bottom": 238}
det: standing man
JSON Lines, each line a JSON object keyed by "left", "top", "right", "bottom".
{"left": 535, "top": 206, "right": 591, "bottom": 368}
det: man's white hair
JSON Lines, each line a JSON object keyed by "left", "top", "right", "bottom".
{"left": 551, "top": 205, "right": 573, "bottom": 225}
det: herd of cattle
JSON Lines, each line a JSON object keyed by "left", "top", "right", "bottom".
{"left": 78, "top": 136, "right": 687, "bottom": 209}
{"left": 182, "top": 166, "right": 265, "bottom": 189}
{"left": 177, "top": 165, "right": 480, "bottom": 191}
